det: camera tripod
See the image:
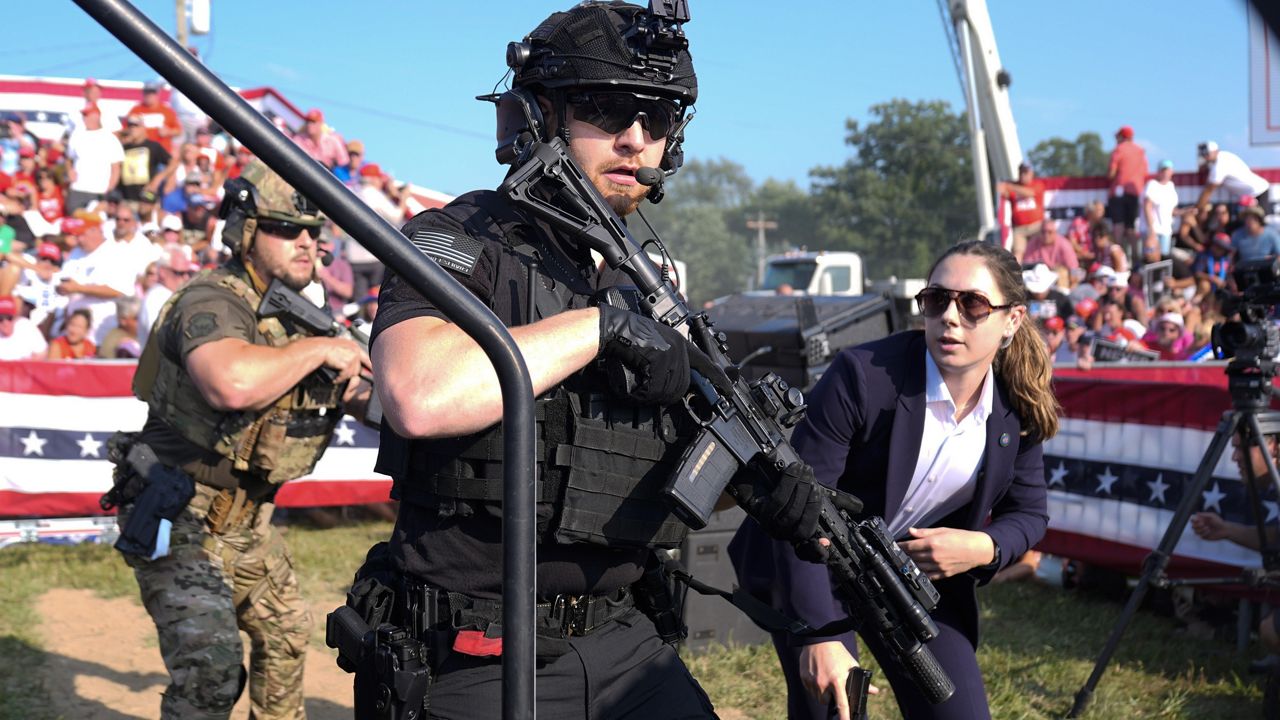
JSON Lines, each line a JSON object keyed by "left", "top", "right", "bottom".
{"left": 1069, "top": 378, "right": 1280, "bottom": 718}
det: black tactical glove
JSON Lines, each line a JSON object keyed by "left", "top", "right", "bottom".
{"left": 732, "top": 461, "right": 824, "bottom": 547}
{"left": 597, "top": 303, "right": 692, "bottom": 406}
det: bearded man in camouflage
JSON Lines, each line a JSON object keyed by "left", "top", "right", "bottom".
{"left": 109, "top": 160, "right": 372, "bottom": 719}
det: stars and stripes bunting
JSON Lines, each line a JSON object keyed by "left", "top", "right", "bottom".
{"left": 1041, "top": 364, "right": 1277, "bottom": 576}
{"left": 0, "top": 361, "right": 391, "bottom": 528}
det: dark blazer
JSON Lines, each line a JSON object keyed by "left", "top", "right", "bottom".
{"left": 729, "top": 330, "right": 1048, "bottom": 647}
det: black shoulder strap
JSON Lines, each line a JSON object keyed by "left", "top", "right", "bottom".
{"left": 656, "top": 550, "right": 859, "bottom": 639}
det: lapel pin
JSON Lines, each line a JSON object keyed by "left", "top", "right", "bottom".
{"left": 999, "top": 432, "right": 1010, "bottom": 447}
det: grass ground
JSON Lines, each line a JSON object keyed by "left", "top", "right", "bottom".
{"left": 0, "top": 520, "right": 1267, "bottom": 719}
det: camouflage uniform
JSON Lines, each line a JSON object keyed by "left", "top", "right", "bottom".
{"left": 113, "top": 161, "right": 333, "bottom": 720}
{"left": 121, "top": 485, "right": 311, "bottom": 719}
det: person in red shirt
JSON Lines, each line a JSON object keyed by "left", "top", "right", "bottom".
{"left": 997, "top": 161, "right": 1046, "bottom": 263}
{"left": 11, "top": 147, "right": 38, "bottom": 196}
{"left": 126, "top": 81, "right": 182, "bottom": 155}
{"left": 47, "top": 308, "right": 96, "bottom": 360}
{"left": 1107, "top": 125, "right": 1149, "bottom": 262}
{"left": 33, "top": 169, "right": 65, "bottom": 223}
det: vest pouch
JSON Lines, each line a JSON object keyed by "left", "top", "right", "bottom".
{"left": 549, "top": 402, "right": 689, "bottom": 549}
{"left": 248, "top": 406, "right": 291, "bottom": 477}
{"left": 551, "top": 447, "right": 688, "bottom": 549}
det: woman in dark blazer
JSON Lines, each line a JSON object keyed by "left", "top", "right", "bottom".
{"left": 730, "top": 241, "right": 1059, "bottom": 720}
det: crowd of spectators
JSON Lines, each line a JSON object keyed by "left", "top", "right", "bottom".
{"left": 0, "top": 74, "right": 413, "bottom": 362}
{"left": 1009, "top": 127, "right": 1277, "bottom": 367}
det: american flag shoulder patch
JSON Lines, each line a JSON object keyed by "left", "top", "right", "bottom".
{"left": 409, "top": 228, "right": 484, "bottom": 275}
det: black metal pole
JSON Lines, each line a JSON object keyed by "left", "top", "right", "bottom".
{"left": 69, "top": 1, "right": 538, "bottom": 717}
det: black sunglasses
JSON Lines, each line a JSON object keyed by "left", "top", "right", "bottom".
{"left": 568, "top": 92, "right": 679, "bottom": 140}
{"left": 257, "top": 218, "right": 320, "bottom": 241}
{"left": 915, "top": 287, "right": 1016, "bottom": 323}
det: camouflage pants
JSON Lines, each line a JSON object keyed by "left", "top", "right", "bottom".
{"left": 122, "top": 483, "right": 313, "bottom": 720}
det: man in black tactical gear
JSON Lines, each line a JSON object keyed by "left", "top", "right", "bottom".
{"left": 360, "top": 2, "right": 825, "bottom": 716}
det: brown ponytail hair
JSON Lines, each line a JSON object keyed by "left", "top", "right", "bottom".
{"left": 927, "top": 241, "right": 1060, "bottom": 441}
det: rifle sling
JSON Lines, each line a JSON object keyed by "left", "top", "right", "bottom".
{"left": 659, "top": 553, "right": 858, "bottom": 639}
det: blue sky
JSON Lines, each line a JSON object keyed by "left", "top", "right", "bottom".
{"left": 15, "top": 0, "right": 1280, "bottom": 198}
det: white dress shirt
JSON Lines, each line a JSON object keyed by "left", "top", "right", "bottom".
{"left": 886, "top": 351, "right": 994, "bottom": 539}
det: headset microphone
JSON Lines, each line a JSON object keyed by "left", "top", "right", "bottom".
{"left": 635, "top": 167, "right": 663, "bottom": 186}
{"left": 636, "top": 166, "right": 666, "bottom": 203}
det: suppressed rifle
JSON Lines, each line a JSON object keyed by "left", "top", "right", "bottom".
{"left": 497, "top": 138, "right": 955, "bottom": 704}
{"left": 258, "top": 278, "right": 382, "bottom": 429}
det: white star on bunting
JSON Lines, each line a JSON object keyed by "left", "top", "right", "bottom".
{"left": 20, "top": 430, "right": 47, "bottom": 457}
{"left": 1048, "top": 462, "right": 1068, "bottom": 489}
{"left": 1096, "top": 466, "right": 1119, "bottom": 496}
{"left": 1147, "top": 473, "right": 1169, "bottom": 505}
{"left": 77, "top": 433, "right": 103, "bottom": 458}
{"left": 1201, "top": 482, "right": 1227, "bottom": 513}
{"left": 335, "top": 422, "right": 356, "bottom": 446}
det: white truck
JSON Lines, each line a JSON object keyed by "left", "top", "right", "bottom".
{"left": 758, "top": 250, "right": 925, "bottom": 321}
{"left": 758, "top": 251, "right": 864, "bottom": 296}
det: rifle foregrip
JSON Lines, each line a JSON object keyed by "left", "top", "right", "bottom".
{"left": 902, "top": 643, "right": 955, "bottom": 705}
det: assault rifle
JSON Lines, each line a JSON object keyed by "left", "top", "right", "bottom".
{"left": 498, "top": 138, "right": 955, "bottom": 704}
{"left": 258, "top": 279, "right": 382, "bottom": 429}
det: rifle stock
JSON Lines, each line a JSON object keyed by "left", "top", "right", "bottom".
{"left": 500, "top": 138, "right": 955, "bottom": 704}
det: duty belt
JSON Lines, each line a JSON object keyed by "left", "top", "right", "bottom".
{"left": 400, "top": 582, "right": 634, "bottom": 640}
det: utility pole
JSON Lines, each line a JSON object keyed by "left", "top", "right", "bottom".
{"left": 176, "top": 0, "right": 188, "bottom": 47}
{"left": 746, "top": 211, "right": 777, "bottom": 288}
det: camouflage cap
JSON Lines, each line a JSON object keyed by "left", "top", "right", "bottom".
{"left": 238, "top": 160, "right": 324, "bottom": 227}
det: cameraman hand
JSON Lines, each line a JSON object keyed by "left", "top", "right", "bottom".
{"left": 732, "top": 461, "right": 823, "bottom": 548}
{"left": 1190, "top": 512, "right": 1233, "bottom": 541}
{"left": 597, "top": 303, "right": 691, "bottom": 405}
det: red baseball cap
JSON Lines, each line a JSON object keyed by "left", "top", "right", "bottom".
{"left": 305, "top": 108, "right": 324, "bottom": 123}
{"left": 60, "top": 217, "right": 85, "bottom": 235}
{"left": 360, "top": 163, "right": 383, "bottom": 178}
{"left": 1043, "top": 316, "right": 1065, "bottom": 332}
{"left": 18, "top": 147, "right": 34, "bottom": 158}
{"left": 1074, "top": 297, "right": 1099, "bottom": 320}
{"left": 0, "top": 296, "right": 16, "bottom": 317}
{"left": 1117, "top": 125, "right": 1134, "bottom": 139}
{"left": 84, "top": 77, "right": 99, "bottom": 88}
{"left": 36, "top": 242, "right": 62, "bottom": 263}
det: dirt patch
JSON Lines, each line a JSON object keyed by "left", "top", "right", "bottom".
{"left": 36, "top": 588, "right": 352, "bottom": 719}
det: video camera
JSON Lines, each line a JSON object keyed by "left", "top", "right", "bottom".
{"left": 1212, "top": 257, "right": 1280, "bottom": 409}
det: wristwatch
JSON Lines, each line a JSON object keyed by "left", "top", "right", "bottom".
{"left": 986, "top": 537, "right": 1002, "bottom": 569}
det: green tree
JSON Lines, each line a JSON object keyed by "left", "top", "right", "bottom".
{"left": 747, "top": 178, "right": 819, "bottom": 255}
{"left": 657, "top": 157, "right": 756, "bottom": 210}
{"left": 653, "top": 204, "right": 753, "bottom": 305}
{"left": 1026, "top": 131, "right": 1108, "bottom": 177}
{"left": 809, "top": 99, "right": 977, "bottom": 280}
{"left": 641, "top": 157, "right": 757, "bottom": 304}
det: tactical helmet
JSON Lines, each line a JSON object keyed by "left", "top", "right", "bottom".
{"left": 510, "top": 2, "right": 697, "bottom": 107}
{"left": 218, "top": 159, "right": 323, "bottom": 256}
